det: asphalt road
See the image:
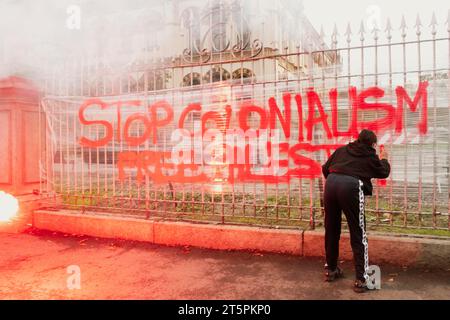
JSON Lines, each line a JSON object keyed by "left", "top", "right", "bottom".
{"left": 0, "top": 229, "right": 449, "bottom": 300}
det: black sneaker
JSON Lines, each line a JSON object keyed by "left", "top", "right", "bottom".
{"left": 324, "top": 267, "right": 344, "bottom": 282}
{"left": 353, "top": 279, "right": 369, "bottom": 293}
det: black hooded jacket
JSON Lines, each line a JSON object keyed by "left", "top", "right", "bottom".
{"left": 322, "top": 141, "right": 391, "bottom": 195}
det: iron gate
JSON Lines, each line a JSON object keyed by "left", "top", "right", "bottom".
{"left": 38, "top": 2, "right": 450, "bottom": 232}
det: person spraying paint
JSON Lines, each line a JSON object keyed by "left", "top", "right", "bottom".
{"left": 321, "top": 129, "right": 390, "bottom": 293}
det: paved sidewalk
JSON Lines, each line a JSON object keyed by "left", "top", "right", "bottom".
{"left": 0, "top": 229, "right": 449, "bottom": 300}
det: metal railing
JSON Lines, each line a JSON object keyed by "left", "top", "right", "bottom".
{"left": 37, "top": 6, "right": 450, "bottom": 232}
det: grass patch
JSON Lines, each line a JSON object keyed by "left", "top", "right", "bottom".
{"left": 58, "top": 188, "right": 449, "bottom": 238}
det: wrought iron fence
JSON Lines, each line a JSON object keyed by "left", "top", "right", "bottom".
{"left": 38, "top": 5, "right": 450, "bottom": 232}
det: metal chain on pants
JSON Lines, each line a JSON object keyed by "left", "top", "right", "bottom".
{"left": 358, "top": 180, "right": 370, "bottom": 283}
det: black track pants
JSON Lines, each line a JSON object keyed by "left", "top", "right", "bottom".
{"left": 324, "top": 173, "right": 369, "bottom": 282}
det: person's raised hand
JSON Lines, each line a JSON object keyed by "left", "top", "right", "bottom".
{"left": 379, "top": 145, "right": 388, "bottom": 160}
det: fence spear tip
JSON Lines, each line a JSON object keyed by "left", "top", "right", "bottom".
{"left": 359, "top": 20, "right": 365, "bottom": 41}
{"left": 430, "top": 12, "right": 438, "bottom": 35}
{"left": 414, "top": 13, "right": 422, "bottom": 35}
{"left": 345, "top": 22, "right": 352, "bottom": 36}
{"left": 385, "top": 17, "right": 392, "bottom": 31}
{"left": 446, "top": 9, "right": 450, "bottom": 32}
{"left": 371, "top": 20, "right": 380, "bottom": 40}
{"left": 385, "top": 18, "right": 393, "bottom": 39}
{"left": 319, "top": 25, "right": 326, "bottom": 48}
{"left": 430, "top": 12, "right": 437, "bottom": 26}
{"left": 400, "top": 15, "right": 407, "bottom": 37}
{"left": 345, "top": 22, "right": 352, "bottom": 43}
{"left": 415, "top": 13, "right": 422, "bottom": 27}
{"left": 331, "top": 23, "right": 339, "bottom": 45}
{"left": 319, "top": 25, "right": 325, "bottom": 37}
{"left": 400, "top": 15, "right": 407, "bottom": 29}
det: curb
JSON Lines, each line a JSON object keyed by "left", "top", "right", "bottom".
{"left": 31, "top": 209, "right": 450, "bottom": 269}
{"left": 32, "top": 210, "right": 303, "bottom": 255}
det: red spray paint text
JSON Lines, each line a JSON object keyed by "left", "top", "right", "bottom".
{"left": 78, "top": 82, "right": 428, "bottom": 184}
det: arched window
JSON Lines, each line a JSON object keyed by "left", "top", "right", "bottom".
{"left": 135, "top": 70, "right": 168, "bottom": 92}
{"left": 203, "top": 66, "right": 230, "bottom": 83}
{"left": 182, "top": 73, "right": 201, "bottom": 87}
{"left": 232, "top": 68, "right": 255, "bottom": 84}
